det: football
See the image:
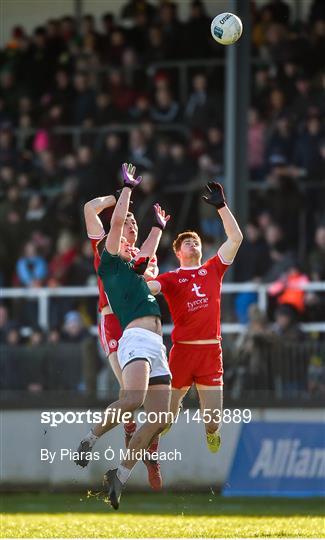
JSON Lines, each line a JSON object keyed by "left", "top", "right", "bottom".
{"left": 211, "top": 12, "right": 243, "bottom": 45}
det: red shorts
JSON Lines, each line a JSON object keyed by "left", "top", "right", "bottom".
{"left": 98, "top": 313, "right": 123, "bottom": 356}
{"left": 169, "top": 342, "right": 223, "bottom": 388}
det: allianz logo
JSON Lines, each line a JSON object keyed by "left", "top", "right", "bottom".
{"left": 250, "top": 438, "right": 325, "bottom": 479}
{"left": 220, "top": 13, "right": 232, "bottom": 25}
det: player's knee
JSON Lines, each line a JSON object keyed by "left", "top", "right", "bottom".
{"left": 123, "top": 392, "right": 145, "bottom": 411}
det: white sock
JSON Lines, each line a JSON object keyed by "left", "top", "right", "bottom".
{"left": 116, "top": 464, "right": 132, "bottom": 484}
{"left": 83, "top": 430, "right": 99, "bottom": 448}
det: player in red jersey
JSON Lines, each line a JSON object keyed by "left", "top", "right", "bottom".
{"left": 148, "top": 182, "right": 243, "bottom": 452}
{"left": 83, "top": 184, "right": 162, "bottom": 490}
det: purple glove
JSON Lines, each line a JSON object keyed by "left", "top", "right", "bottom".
{"left": 121, "top": 163, "right": 142, "bottom": 190}
{"left": 153, "top": 203, "right": 170, "bottom": 230}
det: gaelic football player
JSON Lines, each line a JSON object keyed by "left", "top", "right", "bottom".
{"left": 84, "top": 187, "right": 162, "bottom": 489}
{"left": 76, "top": 164, "right": 171, "bottom": 509}
{"left": 148, "top": 182, "right": 243, "bottom": 452}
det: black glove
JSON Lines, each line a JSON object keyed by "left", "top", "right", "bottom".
{"left": 133, "top": 256, "right": 149, "bottom": 275}
{"left": 202, "top": 181, "right": 226, "bottom": 209}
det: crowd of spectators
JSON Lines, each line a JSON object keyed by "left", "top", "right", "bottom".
{"left": 0, "top": 0, "right": 325, "bottom": 398}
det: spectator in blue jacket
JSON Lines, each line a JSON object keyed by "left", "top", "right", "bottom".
{"left": 16, "top": 241, "right": 47, "bottom": 287}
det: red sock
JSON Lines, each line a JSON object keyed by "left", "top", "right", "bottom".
{"left": 147, "top": 437, "right": 159, "bottom": 455}
{"left": 124, "top": 420, "right": 136, "bottom": 435}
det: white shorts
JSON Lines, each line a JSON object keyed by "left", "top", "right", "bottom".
{"left": 117, "top": 328, "right": 171, "bottom": 381}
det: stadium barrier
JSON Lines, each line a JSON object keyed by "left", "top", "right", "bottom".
{"left": 1, "top": 408, "right": 323, "bottom": 490}
{"left": 1, "top": 282, "right": 325, "bottom": 333}
{"left": 223, "top": 421, "right": 325, "bottom": 497}
{"left": 1, "top": 339, "right": 324, "bottom": 402}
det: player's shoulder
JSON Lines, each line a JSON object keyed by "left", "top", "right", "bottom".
{"left": 156, "top": 267, "right": 180, "bottom": 284}
{"left": 203, "top": 252, "right": 226, "bottom": 269}
{"left": 99, "top": 248, "right": 120, "bottom": 265}
{"left": 166, "top": 267, "right": 182, "bottom": 278}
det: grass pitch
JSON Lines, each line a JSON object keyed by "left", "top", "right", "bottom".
{"left": 1, "top": 492, "right": 324, "bottom": 538}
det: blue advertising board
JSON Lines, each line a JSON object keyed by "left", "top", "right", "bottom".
{"left": 223, "top": 422, "right": 325, "bottom": 497}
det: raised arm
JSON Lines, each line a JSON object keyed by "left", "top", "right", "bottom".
{"left": 84, "top": 195, "right": 116, "bottom": 238}
{"left": 105, "top": 164, "right": 142, "bottom": 255}
{"left": 137, "top": 204, "right": 170, "bottom": 260}
{"left": 203, "top": 181, "right": 243, "bottom": 263}
{"left": 218, "top": 206, "right": 243, "bottom": 263}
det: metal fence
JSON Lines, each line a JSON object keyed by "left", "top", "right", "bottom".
{"left": 1, "top": 338, "right": 324, "bottom": 404}
{"left": 227, "top": 338, "right": 325, "bottom": 402}
{"left": 1, "top": 282, "right": 325, "bottom": 335}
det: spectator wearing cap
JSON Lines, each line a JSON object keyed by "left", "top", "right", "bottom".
{"left": 61, "top": 311, "right": 88, "bottom": 342}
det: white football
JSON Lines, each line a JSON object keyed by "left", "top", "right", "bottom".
{"left": 211, "top": 13, "right": 243, "bottom": 45}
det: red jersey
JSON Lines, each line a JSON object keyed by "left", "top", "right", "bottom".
{"left": 156, "top": 251, "right": 230, "bottom": 342}
{"left": 89, "top": 232, "right": 108, "bottom": 312}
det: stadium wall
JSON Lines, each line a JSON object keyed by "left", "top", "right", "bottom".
{"left": 1, "top": 408, "right": 323, "bottom": 490}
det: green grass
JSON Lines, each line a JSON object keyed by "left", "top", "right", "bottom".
{"left": 1, "top": 493, "right": 324, "bottom": 538}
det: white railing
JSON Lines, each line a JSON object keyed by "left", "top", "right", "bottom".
{"left": 1, "top": 283, "right": 325, "bottom": 334}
